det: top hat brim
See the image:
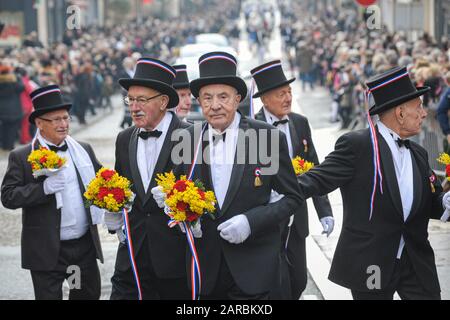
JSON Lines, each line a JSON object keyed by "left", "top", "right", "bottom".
{"left": 29, "top": 103, "right": 72, "bottom": 124}
{"left": 173, "top": 82, "right": 190, "bottom": 90}
{"left": 118, "top": 78, "right": 179, "bottom": 109}
{"left": 190, "top": 76, "right": 247, "bottom": 102}
{"left": 253, "top": 78, "right": 296, "bottom": 98}
{"left": 369, "top": 86, "right": 430, "bottom": 115}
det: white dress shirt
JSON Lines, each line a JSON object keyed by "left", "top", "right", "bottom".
{"left": 42, "top": 137, "right": 89, "bottom": 241}
{"left": 263, "top": 107, "right": 293, "bottom": 158}
{"left": 137, "top": 112, "right": 172, "bottom": 192}
{"left": 377, "top": 121, "right": 414, "bottom": 259}
{"left": 208, "top": 112, "right": 241, "bottom": 208}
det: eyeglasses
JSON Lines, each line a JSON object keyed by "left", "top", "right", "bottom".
{"left": 124, "top": 93, "right": 163, "bottom": 106}
{"left": 38, "top": 115, "right": 72, "bottom": 125}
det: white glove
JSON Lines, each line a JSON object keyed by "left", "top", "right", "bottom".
{"left": 116, "top": 228, "right": 126, "bottom": 243}
{"left": 442, "top": 192, "right": 450, "bottom": 211}
{"left": 43, "top": 172, "right": 65, "bottom": 195}
{"left": 269, "top": 190, "right": 284, "bottom": 203}
{"left": 217, "top": 214, "right": 251, "bottom": 244}
{"left": 178, "top": 221, "right": 202, "bottom": 238}
{"left": 151, "top": 186, "right": 166, "bottom": 208}
{"left": 441, "top": 192, "right": 450, "bottom": 222}
{"left": 320, "top": 216, "right": 335, "bottom": 237}
{"left": 104, "top": 211, "right": 124, "bottom": 231}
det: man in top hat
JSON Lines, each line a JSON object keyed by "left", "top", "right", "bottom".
{"left": 1, "top": 85, "right": 104, "bottom": 300}
{"left": 165, "top": 51, "right": 303, "bottom": 299}
{"left": 297, "top": 66, "right": 450, "bottom": 300}
{"left": 172, "top": 64, "right": 193, "bottom": 121}
{"left": 105, "top": 57, "right": 190, "bottom": 300}
{"left": 251, "top": 60, "right": 334, "bottom": 300}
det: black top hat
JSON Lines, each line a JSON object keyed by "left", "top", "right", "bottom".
{"left": 367, "top": 66, "right": 430, "bottom": 115}
{"left": 29, "top": 85, "right": 72, "bottom": 124}
{"left": 118, "top": 57, "right": 179, "bottom": 109}
{"left": 251, "top": 60, "right": 295, "bottom": 98}
{"left": 189, "top": 51, "right": 247, "bottom": 101}
{"left": 172, "top": 64, "right": 190, "bottom": 89}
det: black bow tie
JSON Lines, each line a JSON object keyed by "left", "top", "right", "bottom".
{"left": 138, "top": 130, "right": 162, "bottom": 140}
{"left": 396, "top": 138, "right": 410, "bottom": 149}
{"left": 212, "top": 133, "right": 226, "bottom": 144}
{"left": 273, "top": 119, "right": 289, "bottom": 127}
{"left": 48, "top": 144, "right": 68, "bottom": 152}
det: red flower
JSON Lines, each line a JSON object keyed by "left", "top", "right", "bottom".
{"left": 298, "top": 159, "right": 305, "bottom": 167}
{"left": 198, "top": 190, "right": 205, "bottom": 200}
{"left": 101, "top": 169, "right": 116, "bottom": 181}
{"left": 111, "top": 188, "right": 125, "bottom": 203}
{"left": 446, "top": 164, "right": 450, "bottom": 177}
{"left": 185, "top": 210, "right": 198, "bottom": 222}
{"left": 39, "top": 156, "right": 47, "bottom": 164}
{"left": 177, "top": 201, "right": 189, "bottom": 212}
{"left": 174, "top": 180, "right": 187, "bottom": 192}
{"left": 57, "top": 159, "right": 63, "bottom": 167}
{"left": 97, "top": 187, "right": 110, "bottom": 200}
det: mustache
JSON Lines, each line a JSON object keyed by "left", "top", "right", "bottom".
{"left": 132, "top": 111, "right": 146, "bottom": 117}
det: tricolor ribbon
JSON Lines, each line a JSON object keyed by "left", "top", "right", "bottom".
{"left": 122, "top": 208, "right": 143, "bottom": 300}
{"left": 364, "top": 71, "right": 409, "bottom": 220}
{"left": 164, "top": 124, "right": 207, "bottom": 300}
{"left": 365, "top": 91, "right": 384, "bottom": 221}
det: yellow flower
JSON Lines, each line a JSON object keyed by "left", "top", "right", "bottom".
{"left": 156, "top": 171, "right": 176, "bottom": 194}
{"left": 83, "top": 167, "right": 133, "bottom": 212}
{"left": 437, "top": 153, "right": 450, "bottom": 165}
{"left": 27, "top": 147, "right": 66, "bottom": 171}
{"left": 292, "top": 156, "right": 314, "bottom": 176}
{"left": 159, "top": 171, "right": 217, "bottom": 223}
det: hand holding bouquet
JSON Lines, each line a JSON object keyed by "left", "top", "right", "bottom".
{"left": 437, "top": 153, "right": 450, "bottom": 222}
{"left": 155, "top": 171, "right": 217, "bottom": 236}
{"left": 84, "top": 168, "right": 134, "bottom": 242}
{"left": 28, "top": 146, "right": 67, "bottom": 208}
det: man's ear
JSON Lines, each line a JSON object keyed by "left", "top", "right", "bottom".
{"left": 395, "top": 105, "right": 404, "bottom": 123}
{"left": 160, "top": 95, "right": 169, "bottom": 110}
{"left": 260, "top": 95, "right": 267, "bottom": 106}
{"left": 35, "top": 119, "right": 43, "bottom": 130}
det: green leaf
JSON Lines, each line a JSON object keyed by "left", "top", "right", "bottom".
{"left": 194, "top": 179, "right": 205, "bottom": 191}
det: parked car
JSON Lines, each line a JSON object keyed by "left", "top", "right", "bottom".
{"left": 195, "top": 33, "right": 230, "bottom": 47}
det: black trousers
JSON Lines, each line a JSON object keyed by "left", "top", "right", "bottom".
{"left": 201, "top": 254, "right": 269, "bottom": 300}
{"left": 30, "top": 231, "right": 101, "bottom": 300}
{"left": 271, "top": 222, "right": 307, "bottom": 300}
{"left": 351, "top": 249, "right": 441, "bottom": 300}
{"left": 110, "top": 238, "right": 190, "bottom": 300}
{"left": 286, "top": 229, "right": 307, "bottom": 299}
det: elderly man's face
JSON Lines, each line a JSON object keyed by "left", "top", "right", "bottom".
{"left": 261, "top": 84, "right": 292, "bottom": 119}
{"left": 175, "top": 88, "right": 192, "bottom": 119}
{"left": 127, "top": 86, "right": 168, "bottom": 130}
{"left": 398, "top": 97, "right": 427, "bottom": 138}
{"left": 35, "top": 109, "right": 70, "bottom": 145}
{"left": 198, "top": 84, "right": 241, "bottom": 132}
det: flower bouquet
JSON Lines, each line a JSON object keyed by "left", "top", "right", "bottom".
{"left": 84, "top": 168, "right": 142, "bottom": 299}
{"left": 28, "top": 146, "right": 67, "bottom": 208}
{"left": 155, "top": 171, "right": 217, "bottom": 227}
{"left": 292, "top": 156, "right": 314, "bottom": 177}
{"left": 155, "top": 171, "right": 217, "bottom": 300}
{"left": 437, "top": 153, "right": 450, "bottom": 222}
{"left": 84, "top": 168, "right": 134, "bottom": 213}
